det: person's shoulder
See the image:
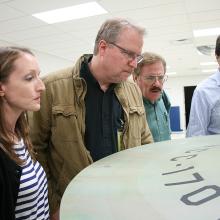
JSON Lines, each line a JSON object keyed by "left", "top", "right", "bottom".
{"left": 210, "top": 70, "right": 220, "bottom": 85}
{"left": 0, "top": 147, "right": 6, "bottom": 161}
{"left": 117, "top": 79, "right": 142, "bottom": 99}
{"left": 122, "top": 78, "right": 139, "bottom": 90}
{"left": 161, "top": 91, "right": 171, "bottom": 110}
{"left": 0, "top": 146, "right": 18, "bottom": 168}
{"left": 196, "top": 72, "right": 219, "bottom": 92}
{"left": 0, "top": 144, "right": 7, "bottom": 157}
{"left": 42, "top": 66, "right": 74, "bottom": 85}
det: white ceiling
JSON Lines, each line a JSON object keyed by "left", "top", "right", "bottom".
{"left": 0, "top": 0, "right": 219, "bottom": 76}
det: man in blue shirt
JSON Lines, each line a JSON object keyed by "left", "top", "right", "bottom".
{"left": 186, "top": 35, "right": 220, "bottom": 137}
{"left": 133, "top": 52, "right": 171, "bottom": 142}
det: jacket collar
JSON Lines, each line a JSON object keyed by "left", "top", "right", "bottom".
{"left": 71, "top": 54, "right": 93, "bottom": 103}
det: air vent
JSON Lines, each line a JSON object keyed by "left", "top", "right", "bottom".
{"left": 170, "top": 38, "right": 193, "bottom": 45}
{"left": 196, "top": 45, "right": 215, "bottom": 56}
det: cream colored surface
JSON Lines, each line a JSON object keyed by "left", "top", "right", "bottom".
{"left": 60, "top": 135, "right": 220, "bottom": 220}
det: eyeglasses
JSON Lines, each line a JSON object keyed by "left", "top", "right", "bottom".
{"left": 109, "top": 42, "right": 143, "bottom": 64}
{"left": 142, "top": 75, "right": 168, "bottom": 84}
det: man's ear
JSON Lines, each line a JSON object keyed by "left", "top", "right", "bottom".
{"left": 98, "top": 40, "right": 108, "bottom": 56}
{"left": 132, "top": 74, "right": 138, "bottom": 82}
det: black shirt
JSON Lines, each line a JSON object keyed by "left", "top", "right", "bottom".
{"left": 0, "top": 148, "right": 22, "bottom": 220}
{"left": 81, "top": 58, "right": 124, "bottom": 161}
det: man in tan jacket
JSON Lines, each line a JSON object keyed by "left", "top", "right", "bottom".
{"left": 30, "top": 18, "right": 153, "bottom": 219}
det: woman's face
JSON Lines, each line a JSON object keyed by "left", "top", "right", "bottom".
{"left": 0, "top": 52, "right": 45, "bottom": 114}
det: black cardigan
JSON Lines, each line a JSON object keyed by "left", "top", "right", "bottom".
{"left": 0, "top": 148, "right": 22, "bottom": 220}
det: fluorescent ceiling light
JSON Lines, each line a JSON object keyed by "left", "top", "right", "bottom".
{"left": 202, "top": 69, "right": 216, "bottom": 73}
{"left": 193, "top": 27, "right": 220, "bottom": 37}
{"left": 200, "top": 62, "right": 218, "bottom": 66}
{"left": 32, "top": 2, "right": 107, "bottom": 24}
{"left": 166, "top": 72, "right": 176, "bottom": 75}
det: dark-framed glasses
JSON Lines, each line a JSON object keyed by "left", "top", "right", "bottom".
{"left": 109, "top": 42, "right": 143, "bottom": 63}
{"left": 143, "top": 75, "right": 168, "bottom": 84}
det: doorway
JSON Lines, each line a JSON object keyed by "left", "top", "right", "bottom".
{"left": 184, "top": 86, "right": 196, "bottom": 129}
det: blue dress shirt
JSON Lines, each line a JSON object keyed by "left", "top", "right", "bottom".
{"left": 187, "top": 69, "right": 220, "bottom": 137}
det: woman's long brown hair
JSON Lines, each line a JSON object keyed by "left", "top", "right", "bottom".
{"left": 0, "top": 46, "right": 36, "bottom": 165}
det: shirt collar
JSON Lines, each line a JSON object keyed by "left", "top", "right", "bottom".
{"left": 143, "top": 95, "right": 161, "bottom": 105}
{"left": 213, "top": 69, "right": 220, "bottom": 86}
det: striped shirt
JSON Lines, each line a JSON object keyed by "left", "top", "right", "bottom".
{"left": 14, "top": 139, "right": 49, "bottom": 219}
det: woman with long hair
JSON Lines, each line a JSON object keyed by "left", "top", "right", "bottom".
{"left": 0, "top": 46, "right": 49, "bottom": 219}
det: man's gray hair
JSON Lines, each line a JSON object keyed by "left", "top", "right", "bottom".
{"left": 93, "top": 18, "right": 146, "bottom": 55}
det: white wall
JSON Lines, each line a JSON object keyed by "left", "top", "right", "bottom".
{"left": 34, "top": 50, "right": 73, "bottom": 75}
{"left": 0, "top": 40, "right": 73, "bottom": 75}
{"left": 164, "top": 74, "right": 211, "bottom": 131}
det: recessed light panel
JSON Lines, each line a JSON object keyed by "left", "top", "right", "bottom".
{"left": 32, "top": 2, "right": 107, "bottom": 24}
{"left": 200, "top": 62, "right": 218, "bottom": 66}
{"left": 202, "top": 69, "right": 217, "bottom": 73}
{"left": 193, "top": 27, "right": 220, "bottom": 37}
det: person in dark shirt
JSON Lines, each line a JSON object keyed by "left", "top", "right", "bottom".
{"left": 30, "top": 18, "right": 153, "bottom": 220}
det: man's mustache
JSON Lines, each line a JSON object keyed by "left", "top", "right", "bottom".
{"left": 150, "top": 86, "right": 162, "bottom": 92}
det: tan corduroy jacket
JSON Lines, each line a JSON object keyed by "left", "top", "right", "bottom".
{"left": 30, "top": 54, "right": 153, "bottom": 214}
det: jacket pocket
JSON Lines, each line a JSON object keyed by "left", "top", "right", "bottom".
{"left": 52, "top": 105, "right": 76, "bottom": 117}
{"left": 51, "top": 105, "right": 78, "bottom": 141}
{"left": 128, "top": 106, "right": 145, "bottom": 139}
{"left": 129, "top": 106, "right": 145, "bottom": 115}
